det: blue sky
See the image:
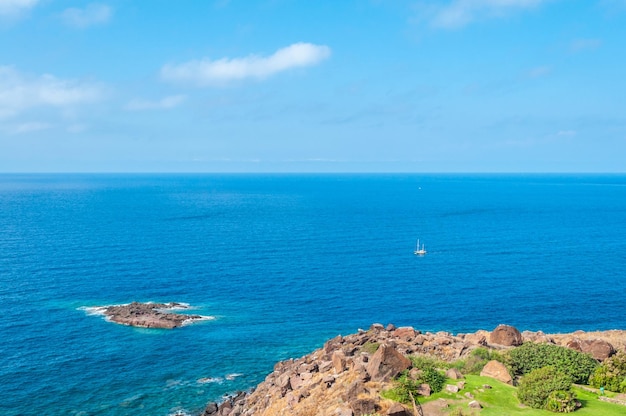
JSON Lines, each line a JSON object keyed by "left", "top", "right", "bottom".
{"left": 1, "top": 0, "right": 625, "bottom": 172}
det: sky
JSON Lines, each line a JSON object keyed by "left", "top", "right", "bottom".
{"left": 1, "top": 0, "right": 626, "bottom": 173}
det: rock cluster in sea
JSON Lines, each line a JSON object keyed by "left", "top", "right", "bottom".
{"left": 201, "top": 323, "right": 626, "bottom": 416}
{"left": 102, "top": 302, "right": 203, "bottom": 329}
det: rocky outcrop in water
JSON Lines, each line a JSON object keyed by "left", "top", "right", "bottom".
{"left": 102, "top": 302, "right": 204, "bottom": 329}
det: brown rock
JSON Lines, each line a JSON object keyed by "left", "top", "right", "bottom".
{"left": 350, "top": 398, "right": 379, "bottom": 416}
{"left": 386, "top": 402, "right": 411, "bottom": 416}
{"left": 445, "top": 368, "right": 463, "bottom": 379}
{"left": 490, "top": 324, "right": 523, "bottom": 346}
{"left": 393, "top": 327, "right": 416, "bottom": 340}
{"left": 332, "top": 350, "right": 347, "bottom": 373}
{"left": 585, "top": 339, "right": 615, "bottom": 361}
{"left": 102, "top": 302, "right": 204, "bottom": 329}
{"left": 417, "top": 383, "right": 431, "bottom": 396}
{"left": 480, "top": 360, "right": 512, "bottom": 384}
{"left": 468, "top": 400, "right": 482, "bottom": 409}
{"left": 366, "top": 344, "right": 411, "bottom": 382}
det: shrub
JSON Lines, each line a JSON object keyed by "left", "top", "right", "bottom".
{"left": 389, "top": 371, "right": 421, "bottom": 404}
{"left": 544, "top": 390, "right": 578, "bottom": 413}
{"left": 420, "top": 367, "right": 446, "bottom": 393}
{"left": 508, "top": 342, "right": 598, "bottom": 383}
{"left": 588, "top": 351, "right": 626, "bottom": 393}
{"left": 409, "top": 354, "right": 448, "bottom": 370}
{"left": 457, "top": 347, "right": 507, "bottom": 375}
{"left": 517, "top": 366, "right": 573, "bottom": 409}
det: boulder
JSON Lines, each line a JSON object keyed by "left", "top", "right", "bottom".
{"left": 350, "top": 398, "right": 379, "bottom": 416}
{"left": 585, "top": 339, "right": 615, "bottom": 361}
{"left": 366, "top": 344, "right": 411, "bottom": 382}
{"left": 445, "top": 368, "right": 463, "bottom": 379}
{"left": 332, "top": 350, "right": 347, "bottom": 373}
{"left": 445, "top": 384, "right": 459, "bottom": 393}
{"left": 468, "top": 400, "right": 482, "bottom": 409}
{"left": 386, "top": 402, "right": 411, "bottom": 416}
{"left": 417, "top": 383, "right": 431, "bottom": 397}
{"left": 490, "top": 325, "right": 523, "bottom": 346}
{"left": 393, "top": 327, "right": 416, "bottom": 340}
{"left": 480, "top": 360, "right": 512, "bottom": 384}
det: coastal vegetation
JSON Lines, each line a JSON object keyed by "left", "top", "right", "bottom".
{"left": 588, "top": 351, "right": 626, "bottom": 393}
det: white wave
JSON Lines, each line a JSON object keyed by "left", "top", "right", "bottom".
{"left": 77, "top": 306, "right": 108, "bottom": 316}
{"left": 168, "top": 411, "right": 192, "bottom": 416}
{"left": 225, "top": 373, "right": 243, "bottom": 381}
{"left": 197, "top": 377, "right": 223, "bottom": 384}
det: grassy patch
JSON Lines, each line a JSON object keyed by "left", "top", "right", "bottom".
{"left": 416, "top": 375, "right": 626, "bottom": 415}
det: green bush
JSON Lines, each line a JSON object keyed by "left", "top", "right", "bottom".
{"left": 544, "top": 390, "right": 578, "bottom": 413}
{"left": 421, "top": 367, "right": 446, "bottom": 393}
{"left": 508, "top": 342, "right": 598, "bottom": 383}
{"left": 517, "top": 366, "right": 574, "bottom": 409}
{"left": 360, "top": 342, "right": 379, "bottom": 354}
{"left": 588, "top": 351, "right": 626, "bottom": 393}
{"left": 388, "top": 371, "right": 421, "bottom": 403}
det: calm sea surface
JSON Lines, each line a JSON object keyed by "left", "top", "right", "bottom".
{"left": 1, "top": 174, "right": 625, "bottom": 415}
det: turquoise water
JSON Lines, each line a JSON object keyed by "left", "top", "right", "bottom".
{"left": 1, "top": 174, "right": 625, "bottom": 415}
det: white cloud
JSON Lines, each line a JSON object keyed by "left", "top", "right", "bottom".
{"left": 161, "top": 42, "right": 331, "bottom": 86}
{"left": 61, "top": 3, "right": 112, "bottom": 28}
{"left": 0, "top": 66, "right": 104, "bottom": 119}
{"left": 526, "top": 65, "right": 551, "bottom": 78}
{"left": 570, "top": 38, "right": 602, "bottom": 52}
{"left": 6, "top": 121, "right": 51, "bottom": 134}
{"left": 125, "top": 95, "right": 187, "bottom": 111}
{"left": 416, "top": 0, "right": 549, "bottom": 29}
{"left": 0, "top": 0, "right": 38, "bottom": 18}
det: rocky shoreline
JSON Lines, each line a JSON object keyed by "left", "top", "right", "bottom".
{"left": 201, "top": 324, "right": 626, "bottom": 416}
{"left": 100, "top": 302, "right": 206, "bottom": 329}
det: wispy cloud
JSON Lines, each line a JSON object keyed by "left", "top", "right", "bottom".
{"left": 61, "top": 3, "right": 112, "bottom": 28}
{"left": 125, "top": 95, "right": 187, "bottom": 111}
{"left": 415, "top": 0, "right": 549, "bottom": 29}
{"left": 526, "top": 65, "right": 551, "bottom": 78}
{"left": 0, "top": 66, "right": 104, "bottom": 119}
{"left": 5, "top": 121, "right": 51, "bottom": 134}
{"left": 570, "top": 38, "right": 602, "bottom": 52}
{"left": 0, "top": 0, "right": 39, "bottom": 18}
{"left": 161, "top": 42, "right": 331, "bottom": 87}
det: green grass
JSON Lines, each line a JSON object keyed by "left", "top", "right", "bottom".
{"left": 416, "top": 375, "right": 625, "bottom": 415}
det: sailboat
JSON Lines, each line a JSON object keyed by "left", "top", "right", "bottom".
{"left": 414, "top": 239, "right": 427, "bottom": 255}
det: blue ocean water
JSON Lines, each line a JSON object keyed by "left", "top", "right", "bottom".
{"left": 1, "top": 173, "right": 625, "bottom": 415}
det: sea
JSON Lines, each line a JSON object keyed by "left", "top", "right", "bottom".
{"left": 1, "top": 173, "right": 625, "bottom": 416}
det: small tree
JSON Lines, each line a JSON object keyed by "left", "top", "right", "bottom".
{"left": 588, "top": 351, "right": 626, "bottom": 393}
{"left": 517, "top": 366, "right": 574, "bottom": 410}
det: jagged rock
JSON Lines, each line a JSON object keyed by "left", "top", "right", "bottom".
{"left": 324, "top": 335, "right": 343, "bottom": 354}
{"left": 462, "top": 331, "right": 488, "bottom": 346}
{"left": 342, "top": 380, "right": 368, "bottom": 403}
{"left": 202, "top": 402, "right": 218, "bottom": 416}
{"left": 370, "top": 323, "right": 385, "bottom": 332}
{"left": 332, "top": 350, "right": 347, "bottom": 373}
{"left": 457, "top": 381, "right": 465, "bottom": 390}
{"left": 468, "top": 400, "right": 482, "bottom": 409}
{"left": 350, "top": 398, "right": 379, "bottom": 416}
{"left": 480, "top": 360, "right": 512, "bottom": 384}
{"left": 393, "top": 327, "right": 416, "bottom": 340}
{"left": 446, "top": 368, "right": 463, "bottom": 379}
{"left": 465, "top": 392, "right": 474, "bottom": 399}
{"left": 490, "top": 324, "right": 523, "bottom": 346}
{"left": 386, "top": 402, "right": 411, "bottom": 416}
{"left": 417, "top": 383, "right": 431, "bottom": 396}
{"left": 366, "top": 344, "right": 411, "bottom": 382}
{"left": 386, "top": 323, "right": 397, "bottom": 331}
